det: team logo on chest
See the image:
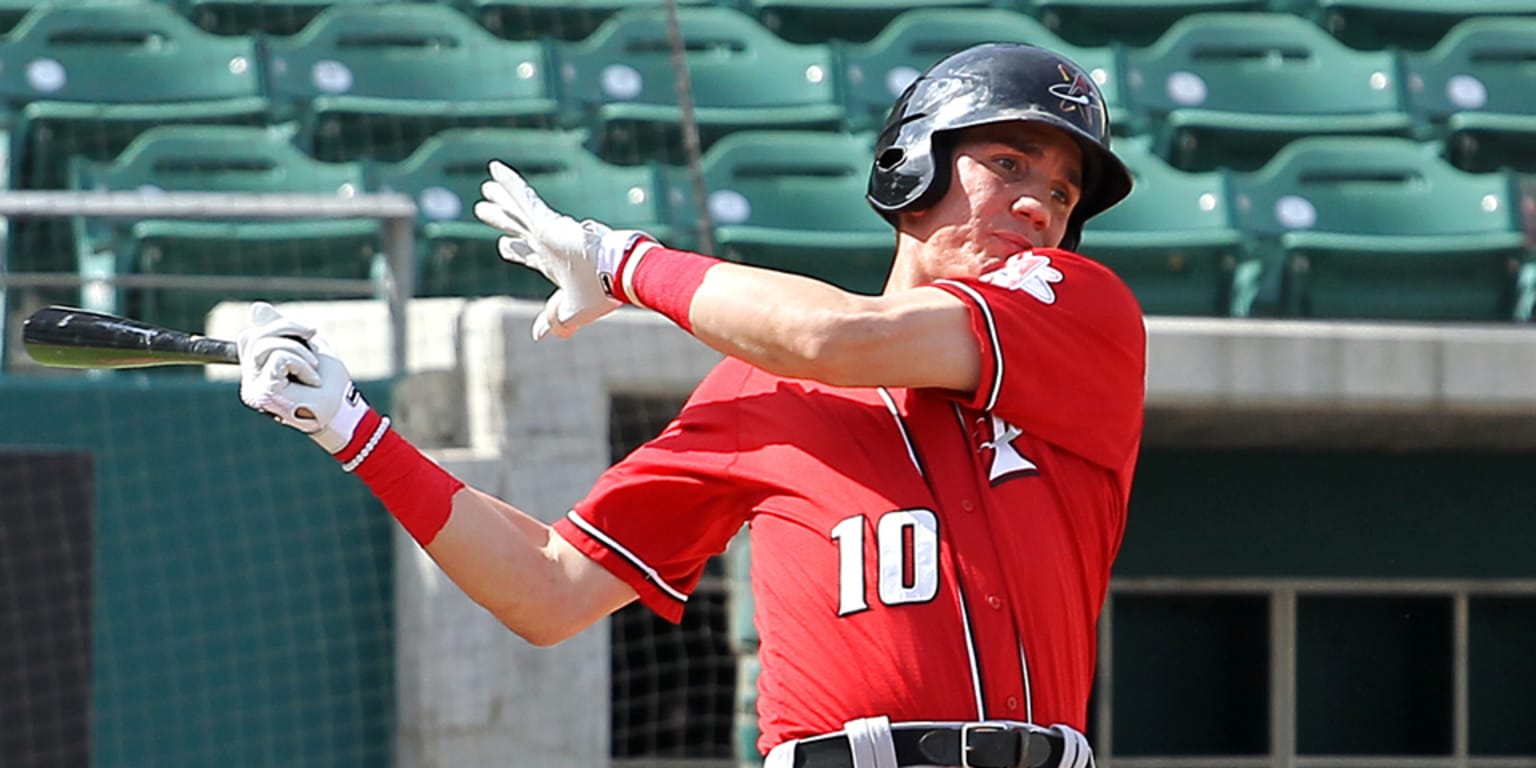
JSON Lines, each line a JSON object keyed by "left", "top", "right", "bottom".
{"left": 977, "top": 414, "right": 1038, "bottom": 485}
{"left": 980, "top": 252, "right": 1063, "bottom": 304}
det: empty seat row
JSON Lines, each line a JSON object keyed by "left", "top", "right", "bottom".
{"left": 67, "top": 125, "right": 386, "bottom": 334}
{"left": 1086, "top": 135, "right": 1533, "bottom": 322}
{"left": 62, "top": 124, "right": 1536, "bottom": 335}
{"left": 1, "top": 1, "right": 1534, "bottom": 200}
{"left": 1122, "top": 13, "right": 1536, "bottom": 173}
{"left": 143, "top": 0, "right": 1536, "bottom": 53}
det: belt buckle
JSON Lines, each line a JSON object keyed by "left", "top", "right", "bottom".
{"left": 960, "top": 721, "right": 1011, "bottom": 768}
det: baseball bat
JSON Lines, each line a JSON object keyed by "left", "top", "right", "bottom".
{"left": 22, "top": 305, "right": 238, "bottom": 369}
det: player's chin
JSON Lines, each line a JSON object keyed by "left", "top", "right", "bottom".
{"left": 975, "top": 248, "right": 1016, "bottom": 274}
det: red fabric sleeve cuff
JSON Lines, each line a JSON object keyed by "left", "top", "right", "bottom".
{"left": 931, "top": 279, "right": 1002, "bottom": 411}
{"left": 346, "top": 421, "right": 465, "bottom": 547}
{"left": 617, "top": 245, "right": 722, "bottom": 333}
{"left": 553, "top": 513, "right": 687, "bottom": 624}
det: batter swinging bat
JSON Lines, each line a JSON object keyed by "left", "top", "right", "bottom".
{"left": 22, "top": 305, "right": 238, "bottom": 369}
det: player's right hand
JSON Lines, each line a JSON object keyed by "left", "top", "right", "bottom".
{"left": 237, "top": 302, "right": 372, "bottom": 456}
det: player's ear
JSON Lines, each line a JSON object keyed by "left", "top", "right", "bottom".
{"left": 897, "top": 208, "right": 928, "bottom": 228}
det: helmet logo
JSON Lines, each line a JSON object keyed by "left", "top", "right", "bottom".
{"left": 1048, "top": 65, "right": 1104, "bottom": 134}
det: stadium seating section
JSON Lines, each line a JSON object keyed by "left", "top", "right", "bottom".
{"left": 693, "top": 130, "right": 893, "bottom": 294}
{"left": 0, "top": 0, "right": 1532, "bottom": 335}
{"left": 1119, "top": 12, "right": 1415, "bottom": 171}
{"left": 1076, "top": 136, "right": 1251, "bottom": 316}
{"left": 372, "top": 126, "right": 677, "bottom": 297}
{"left": 263, "top": 3, "right": 561, "bottom": 162}
{"left": 558, "top": 6, "right": 845, "bottom": 164}
{"left": 1227, "top": 135, "right": 1531, "bottom": 321}
{"left": 69, "top": 124, "right": 382, "bottom": 334}
{"left": 1402, "top": 16, "right": 1536, "bottom": 173}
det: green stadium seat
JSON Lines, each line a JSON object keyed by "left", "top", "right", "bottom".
{"left": 371, "top": 127, "right": 678, "bottom": 298}
{"left": 455, "top": 0, "right": 716, "bottom": 42}
{"left": 1305, "top": 0, "right": 1536, "bottom": 52}
{"left": 0, "top": 1, "right": 269, "bottom": 191}
{"left": 70, "top": 125, "right": 381, "bottom": 335}
{"left": 1403, "top": 17, "right": 1536, "bottom": 173}
{"left": 1228, "top": 136, "right": 1531, "bottom": 321}
{"left": 838, "top": 8, "right": 1123, "bottom": 134}
{"left": 1078, "top": 137, "right": 1252, "bottom": 316}
{"left": 264, "top": 3, "right": 561, "bottom": 164}
{"left": 557, "top": 6, "right": 846, "bottom": 165}
{"left": 744, "top": 0, "right": 993, "bottom": 46}
{"left": 0, "top": 0, "right": 270, "bottom": 278}
{"left": 0, "top": 0, "right": 35, "bottom": 35}
{"left": 1018, "top": 0, "right": 1271, "bottom": 48}
{"left": 694, "top": 131, "right": 893, "bottom": 295}
{"left": 1121, "top": 13, "right": 1414, "bottom": 172}
{"left": 165, "top": 0, "right": 392, "bottom": 36}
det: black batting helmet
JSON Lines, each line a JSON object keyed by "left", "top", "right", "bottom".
{"left": 867, "top": 42, "right": 1133, "bottom": 251}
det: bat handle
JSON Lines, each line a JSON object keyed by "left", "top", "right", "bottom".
{"left": 199, "top": 338, "right": 240, "bottom": 365}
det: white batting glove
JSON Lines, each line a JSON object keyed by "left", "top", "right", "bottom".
{"left": 237, "top": 302, "right": 372, "bottom": 455}
{"left": 472, "top": 159, "right": 656, "bottom": 340}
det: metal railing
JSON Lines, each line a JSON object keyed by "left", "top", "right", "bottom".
{"left": 0, "top": 190, "right": 418, "bottom": 375}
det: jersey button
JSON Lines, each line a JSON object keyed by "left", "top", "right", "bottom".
{"left": 1006, "top": 696, "right": 1019, "bottom": 711}
{"left": 961, "top": 500, "right": 974, "bottom": 511}
{"left": 987, "top": 595, "right": 1002, "bottom": 610}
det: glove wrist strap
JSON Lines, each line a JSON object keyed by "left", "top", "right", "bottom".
{"left": 313, "top": 384, "right": 374, "bottom": 455}
{"left": 334, "top": 408, "right": 390, "bottom": 471}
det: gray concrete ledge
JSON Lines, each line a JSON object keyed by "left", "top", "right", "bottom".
{"left": 1146, "top": 317, "right": 1536, "bottom": 449}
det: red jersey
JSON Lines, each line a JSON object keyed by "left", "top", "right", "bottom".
{"left": 553, "top": 248, "right": 1145, "bottom": 753}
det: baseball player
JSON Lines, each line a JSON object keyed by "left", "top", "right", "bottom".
{"left": 237, "top": 43, "right": 1144, "bottom": 768}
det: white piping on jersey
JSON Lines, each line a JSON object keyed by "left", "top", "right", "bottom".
{"left": 883, "top": 386, "right": 989, "bottom": 713}
{"left": 947, "top": 403, "right": 1036, "bottom": 723}
{"left": 1019, "top": 642, "right": 1034, "bottom": 723}
{"left": 877, "top": 387, "right": 923, "bottom": 477}
{"left": 882, "top": 387, "right": 991, "bottom": 718}
{"left": 954, "top": 581, "right": 987, "bottom": 719}
{"left": 933, "top": 279, "right": 1003, "bottom": 412}
{"left": 564, "top": 510, "right": 688, "bottom": 604}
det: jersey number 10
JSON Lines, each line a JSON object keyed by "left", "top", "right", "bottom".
{"left": 829, "top": 509, "right": 940, "bottom": 616}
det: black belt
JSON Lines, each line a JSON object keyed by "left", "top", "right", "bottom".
{"left": 788, "top": 722, "right": 1069, "bottom": 768}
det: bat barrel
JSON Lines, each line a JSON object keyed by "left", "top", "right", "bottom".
{"left": 22, "top": 306, "right": 240, "bottom": 369}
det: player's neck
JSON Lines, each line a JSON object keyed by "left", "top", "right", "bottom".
{"left": 884, "top": 237, "right": 932, "bottom": 293}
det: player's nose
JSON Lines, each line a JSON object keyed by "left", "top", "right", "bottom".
{"left": 1010, "top": 192, "right": 1051, "bottom": 234}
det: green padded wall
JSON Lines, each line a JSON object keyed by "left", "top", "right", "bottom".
{"left": 0, "top": 376, "right": 393, "bottom": 768}
{"left": 1120, "top": 449, "right": 1536, "bottom": 579}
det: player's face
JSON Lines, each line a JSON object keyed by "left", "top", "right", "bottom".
{"left": 899, "top": 122, "right": 1084, "bottom": 281}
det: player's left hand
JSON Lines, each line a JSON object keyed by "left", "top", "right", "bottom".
{"left": 237, "top": 302, "right": 372, "bottom": 455}
{"left": 472, "top": 160, "right": 655, "bottom": 341}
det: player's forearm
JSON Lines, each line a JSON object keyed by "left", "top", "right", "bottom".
{"left": 425, "top": 488, "right": 636, "bottom": 646}
{"left": 682, "top": 262, "right": 981, "bottom": 391}
{"left": 685, "top": 262, "right": 866, "bottom": 382}
{"left": 339, "top": 417, "right": 632, "bottom": 646}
